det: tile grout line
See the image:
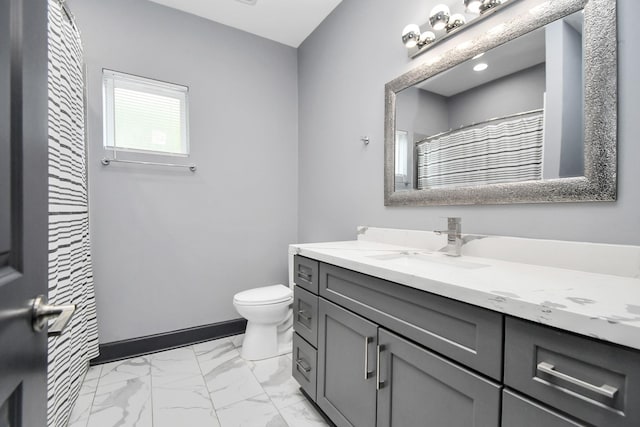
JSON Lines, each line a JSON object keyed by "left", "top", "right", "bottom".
{"left": 148, "top": 355, "right": 154, "bottom": 427}
{"left": 191, "top": 343, "right": 221, "bottom": 424}
{"left": 245, "top": 354, "right": 301, "bottom": 427}
{"left": 232, "top": 337, "right": 283, "bottom": 420}
{"left": 83, "top": 364, "right": 102, "bottom": 427}
{"left": 199, "top": 336, "right": 282, "bottom": 422}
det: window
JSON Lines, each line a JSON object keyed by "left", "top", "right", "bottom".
{"left": 102, "top": 70, "right": 189, "bottom": 156}
{"left": 395, "top": 130, "right": 408, "bottom": 177}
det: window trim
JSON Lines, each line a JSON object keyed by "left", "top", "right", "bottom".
{"left": 102, "top": 69, "right": 190, "bottom": 157}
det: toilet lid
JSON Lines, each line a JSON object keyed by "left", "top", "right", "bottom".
{"left": 233, "top": 284, "right": 293, "bottom": 306}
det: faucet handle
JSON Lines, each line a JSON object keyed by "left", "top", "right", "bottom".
{"left": 433, "top": 217, "right": 462, "bottom": 236}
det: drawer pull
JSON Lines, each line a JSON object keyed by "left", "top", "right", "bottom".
{"left": 297, "top": 310, "right": 312, "bottom": 322}
{"left": 297, "top": 271, "right": 312, "bottom": 282}
{"left": 537, "top": 362, "right": 618, "bottom": 399}
{"left": 376, "top": 345, "right": 385, "bottom": 390}
{"left": 364, "top": 336, "right": 373, "bottom": 379}
{"left": 295, "top": 358, "right": 312, "bottom": 373}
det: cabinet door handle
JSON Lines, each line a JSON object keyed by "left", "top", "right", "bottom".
{"left": 297, "top": 310, "right": 312, "bottom": 322}
{"left": 536, "top": 362, "right": 618, "bottom": 399}
{"left": 295, "top": 358, "right": 312, "bottom": 373}
{"left": 364, "top": 336, "right": 373, "bottom": 379}
{"left": 376, "top": 344, "right": 385, "bottom": 390}
{"left": 297, "top": 271, "right": 312, "bottom": 282}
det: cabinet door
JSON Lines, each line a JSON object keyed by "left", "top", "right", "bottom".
{"left": 377, "top": 329, "right": 501, "bottom": 427}
{"left": 317, "top": 299, "right": 378, "bottom": 427}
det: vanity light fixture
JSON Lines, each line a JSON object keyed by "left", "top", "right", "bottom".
{"left": 402, "top": 0, "right": 514, "bottom": 58}
{"left": 473, "top": 62, "right": 489, "bottom": 71}
{"left": 446, "top": 14, "right": 467, "bottom": 32}
{"left": 402, "top": 24, "right": 436, "bottom": 49}
{"left": 429, "top": 4, "right": 451, "bottom": 31}
{"left": 401, "top": 24, "right": 421, "bottom": 48}
{"left": 479, "top": 0, "right": 503, "bottom": 13}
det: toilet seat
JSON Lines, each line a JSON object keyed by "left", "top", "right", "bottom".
{"left": 233, "top": 284, "right": 292, "bottom": 306}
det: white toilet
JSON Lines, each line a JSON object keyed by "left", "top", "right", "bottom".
{"left": 233, "top": 256, "right": 296, "bottom": 360}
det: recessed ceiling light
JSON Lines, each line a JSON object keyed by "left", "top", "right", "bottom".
{"left": 473, "top": 63, "right": 488, "bottom": 71}
{"left": 235, "top": 0, "right": 258, "bottom": 5}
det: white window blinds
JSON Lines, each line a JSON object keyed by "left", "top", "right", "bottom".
{"left": 103, "top": 70, "right": 189, "bottom": 156}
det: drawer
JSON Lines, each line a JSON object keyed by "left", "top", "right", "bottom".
{"left": 293, "top": 286, "right": 318, "bottom": 347}
{"left": 294, "top": 255, "right": 319, "bottom": 294}
{"left": 505, "top": 317, "right": 640, "bottom": 427}
{"left": 319, "top": 262, "right": 504, "bottom": 380}
{"left": 502, "top": 389, "right": 587, "bottom": 427}
{"left": 292, "top": 332, "right": 317, "bottom": 401}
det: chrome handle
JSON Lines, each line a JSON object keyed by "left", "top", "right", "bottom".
{"left": 295, "top": 359, "right": 311, "bottom": 373}
{"left": 364, "top": 337, "right": 373, "bottom": 379}
{"left": 297, "top": 310, "right": 312, "bottom": 322}
{"left": 537, "top": 362, "right": 618, "bottom": 399}
{"left": 376, "top": 345, "right": 385, "bottom": 390}
{"left": 31, "top": 295, "right": 76, "bottom": 336}
{"left": 297, "top": 271, "right": 312, "bottom": 282}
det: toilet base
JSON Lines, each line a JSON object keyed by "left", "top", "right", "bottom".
{"left": 240, "top": 317, "right": 293, "bottom": 361}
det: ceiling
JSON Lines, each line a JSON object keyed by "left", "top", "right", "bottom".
{"left": 418, "top": 10, "right": 583, "bottom": 97}
{"left": 147, "top": 0, "right": 343, "bottom": 48}
{"left": 418, "top": 26, "right": 547, "bottom": 97}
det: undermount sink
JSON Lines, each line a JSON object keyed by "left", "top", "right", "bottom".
{"left": 367, "top": 251, "right": 489, "bottom": 270}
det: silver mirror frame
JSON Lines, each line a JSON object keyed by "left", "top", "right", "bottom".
{"left": 384, "top": 0, "right": 617, "bottom": 206}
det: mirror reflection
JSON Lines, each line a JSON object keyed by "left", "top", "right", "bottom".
{"left": 394, "top": 11, "right": 584, "bottom": 191}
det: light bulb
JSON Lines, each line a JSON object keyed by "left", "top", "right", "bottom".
{"left": 401, "top": 24, "right": 421, "bottom": 48}
{"left": 446, "top": 14, "right": 466, "bottom": 32}
{"left": 429, "top": 4, "right": 450, "bottom": 31}
{"left": 480, "top": 0, "right": 503, "bottom": 13}
{"left": 419, "top": 31, "right": 436, "bottom": 46}
{"left": 464, "top": 0, "right": 482, "bottom": 14}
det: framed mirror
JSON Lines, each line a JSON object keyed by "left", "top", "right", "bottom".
{"left": 384, "top": 0, "right": 616, "bottom": 206}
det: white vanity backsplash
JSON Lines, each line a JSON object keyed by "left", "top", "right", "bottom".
{"left": 357, "top": 226, "right": 640, "bottom": 279}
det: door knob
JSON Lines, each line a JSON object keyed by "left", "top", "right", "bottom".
{"left": 31, "top": 295, "right": 76, "bottom": 336}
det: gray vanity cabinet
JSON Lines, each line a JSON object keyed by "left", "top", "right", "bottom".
{"left": 317, "top": 298, "right": 378, "bottom": 427}
{"left": 504, "top": 317, "right": 640, "bottom": 427}
{"left": 377, "top": 329, "right": 501, "bottom": 427}
{"left": 292, "top": 333, "right": 317, "bottom": 400}
{"left": 293, "top": 255, "right": 319, "bottom": 294}
{"left": 502, "top": 390, "right": 587, "bottom": 427}
{"left": 318, "top": 262, "right": 503, "bottom": 380}
{"left": 293, "top": 286, "right": 318, "bottom": 347}
{"left": 316, "top": 288, "right": 501, "bottom": 427}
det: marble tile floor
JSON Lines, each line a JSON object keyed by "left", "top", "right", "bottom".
{"left": 68, "top": 334, "right": 329, "bottom": 427}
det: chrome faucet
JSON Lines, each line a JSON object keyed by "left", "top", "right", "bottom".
{"left": 434, "top": 217, "right": 462, "bottom": 257}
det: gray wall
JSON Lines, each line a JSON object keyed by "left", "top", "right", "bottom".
{"left": 544, "top": 20, "right": 584, "bottom": 179}
{"left": 298, "top": 0, "right": 640, "bottom": 245}
{"left": 395, "top": 87, "right": 448, "bottom": 189}
{"left": 558, "top": 21, "right": 584, "bottom": 178}
{"left": 70, "top": 0, "right": 298, "bottom": 343}
{"left": 446, "top": 64, "right": 545, "bottom": 129}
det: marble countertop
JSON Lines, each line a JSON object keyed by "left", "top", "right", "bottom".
{"left": 290, "top": 240, "right": 640, "bottom": 351}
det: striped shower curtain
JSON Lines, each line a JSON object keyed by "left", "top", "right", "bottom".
{"left": 416, "top": 112, "right": 544, "bottom": 189}
{"left": 47, "top": 1, "right": 99, "bottom": 426}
